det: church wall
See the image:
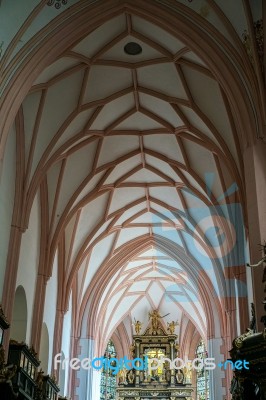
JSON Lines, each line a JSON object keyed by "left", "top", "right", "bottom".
{"left": 0, "top": 124, "right": 16, "bottom": 299}
{"left": 16, "top": 192, "right": 40, "bottom": 344}
{"left": 76, "top": 337, "right": 96, "bottom": 400}
{"left": 43, "top": 250, "right": 58, "bottom": 374}
{"left": 208, "top": 337, "right": 225, "bottom": 400}
{"left": 244, "top": 140, "right": 266, "bottom": 331}
{"left": 39, "top": 322, "right": 50, "bottom": 373}
{"left": 60, "top": 291, "right": 73, "bottom": 396}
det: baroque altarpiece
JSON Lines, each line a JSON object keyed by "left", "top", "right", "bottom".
{"left": 116, "top": 310, "right": 193, "bottom": 400}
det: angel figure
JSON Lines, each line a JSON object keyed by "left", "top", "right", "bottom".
{"left": 167, "top": 320, "right": 179, "bottom": 334}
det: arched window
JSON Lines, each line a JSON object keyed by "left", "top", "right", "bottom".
{"left": 196, "top": 339, "right": 210, "bottom": 400}
{"left": 39, "top": 323, "right": 49, "bottom": 373}
{"left": 10, "top": 286, "right": 28, "bottom": 342}
{"left": 100, "top": 340, "right": 117, "bottom": 400}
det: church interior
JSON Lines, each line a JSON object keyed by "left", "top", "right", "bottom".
{"left": 0, "top": 1, "right": 266, "bottom": 399}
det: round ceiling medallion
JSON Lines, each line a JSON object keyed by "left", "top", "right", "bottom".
{"left": 124, "top": 42, "right": 142, "bottom": 55}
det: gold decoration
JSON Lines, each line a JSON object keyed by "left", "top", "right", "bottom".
{"left": 133, "top": 319, "right": 142, "bottom": 335}
{"left": 174, "top": 343, "right": 180, "bottom": 355}
{"left": 183, "top": 365, "right": 192, "bottom": 383}
{"left": 148, "top": 309, "right": 169, "bottom": 334}
{"left": 129, "top": 343, "right": 135, "bottom": 358}
{"left": 167, "top": 320, "right": 179, "bottom": 334}
{"left": 127, "top": 369, "right": 135, "bottom": 383}
{"left": 233, "top": 329, "right": 253, "bottom": 349}
{"left": 118, "top": 368, "right": 126, "bottom": 384}
{"left": 176, "top": 369, "right": 184, "bottom": 384}
{"left": 118, "top": 310, "right": 186, "bottom": 399}
{"left": 149, "top": 310, "right": 161, "bottom": 333}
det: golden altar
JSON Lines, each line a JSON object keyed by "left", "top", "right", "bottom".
{"left": 116, "top": 311, "right": 193, "bottom": 400}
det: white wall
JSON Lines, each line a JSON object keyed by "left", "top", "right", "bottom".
{"left": 39, "top": 322, "right": 50, "bottom": 373}
{"left": 0, "top": 124, "right": 16, "bottom": 299}
{"left": 59, "top": 351, "right": 67, "bottom": 396}
{"left": 16, "top": 192, "right": 40, "bottom": 344}
{"left": 60, "top": 291, "right": 72, "bottom": 396}
{"left": 43, "top": 250, "right": 58, "bottom": 373}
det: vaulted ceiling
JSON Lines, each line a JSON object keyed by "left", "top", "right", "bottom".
{"left": 1, "top": 0, "right": 263, "bottom": 355}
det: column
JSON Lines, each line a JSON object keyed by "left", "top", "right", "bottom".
{"left": 135, "top": 339, "right": 140, "bottom": 386}
{"left": 243, "top": 140, "right": 266, "bottom": 331}
{"left": 208, "top": 337, "right": 225, "bottom": 400}
{"left": 170, "top": 339, "right": 175, "bottom": 386}
{"left": 76, "top": 337, "right": 96, "bottom": 400}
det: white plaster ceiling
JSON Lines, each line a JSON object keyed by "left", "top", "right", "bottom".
{"left": 4, "top": 2, "right": 253, "bottom": 352}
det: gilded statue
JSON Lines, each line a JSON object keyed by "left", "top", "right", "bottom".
{"left": 118, "top": 369, "right": 126, "bottom": 384}
{"left": 167, "top": 320, "right": 179, "bottom": 334}
{"left": 183, "top": 365, "right": 192, "bottom": 383}
{"left": 129, "top": 343, "right": 135, "bottom": 358}
{"left": 151, "top": 359, "right": 158, "bottom": 378}
{"left": 176, "top": 369, "right": 184, "bottom": 384}
{"left": 127, "top": 369, "right": 135, "bottom": 384}
{"left": 149, "top": 309, "right": 169, "bottom": 333}
{"left": 174, "top": 343, "right": 180, "bottom": 355}
{"left": 133, "top": 319, "right": 142, "bottom": 335}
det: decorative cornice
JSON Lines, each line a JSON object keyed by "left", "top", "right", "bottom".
{"left": 9, "top": 340, "right": 40, "bottom": 362}
{"left": 232, "top": 329, "right": 254, "bottom": 349}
